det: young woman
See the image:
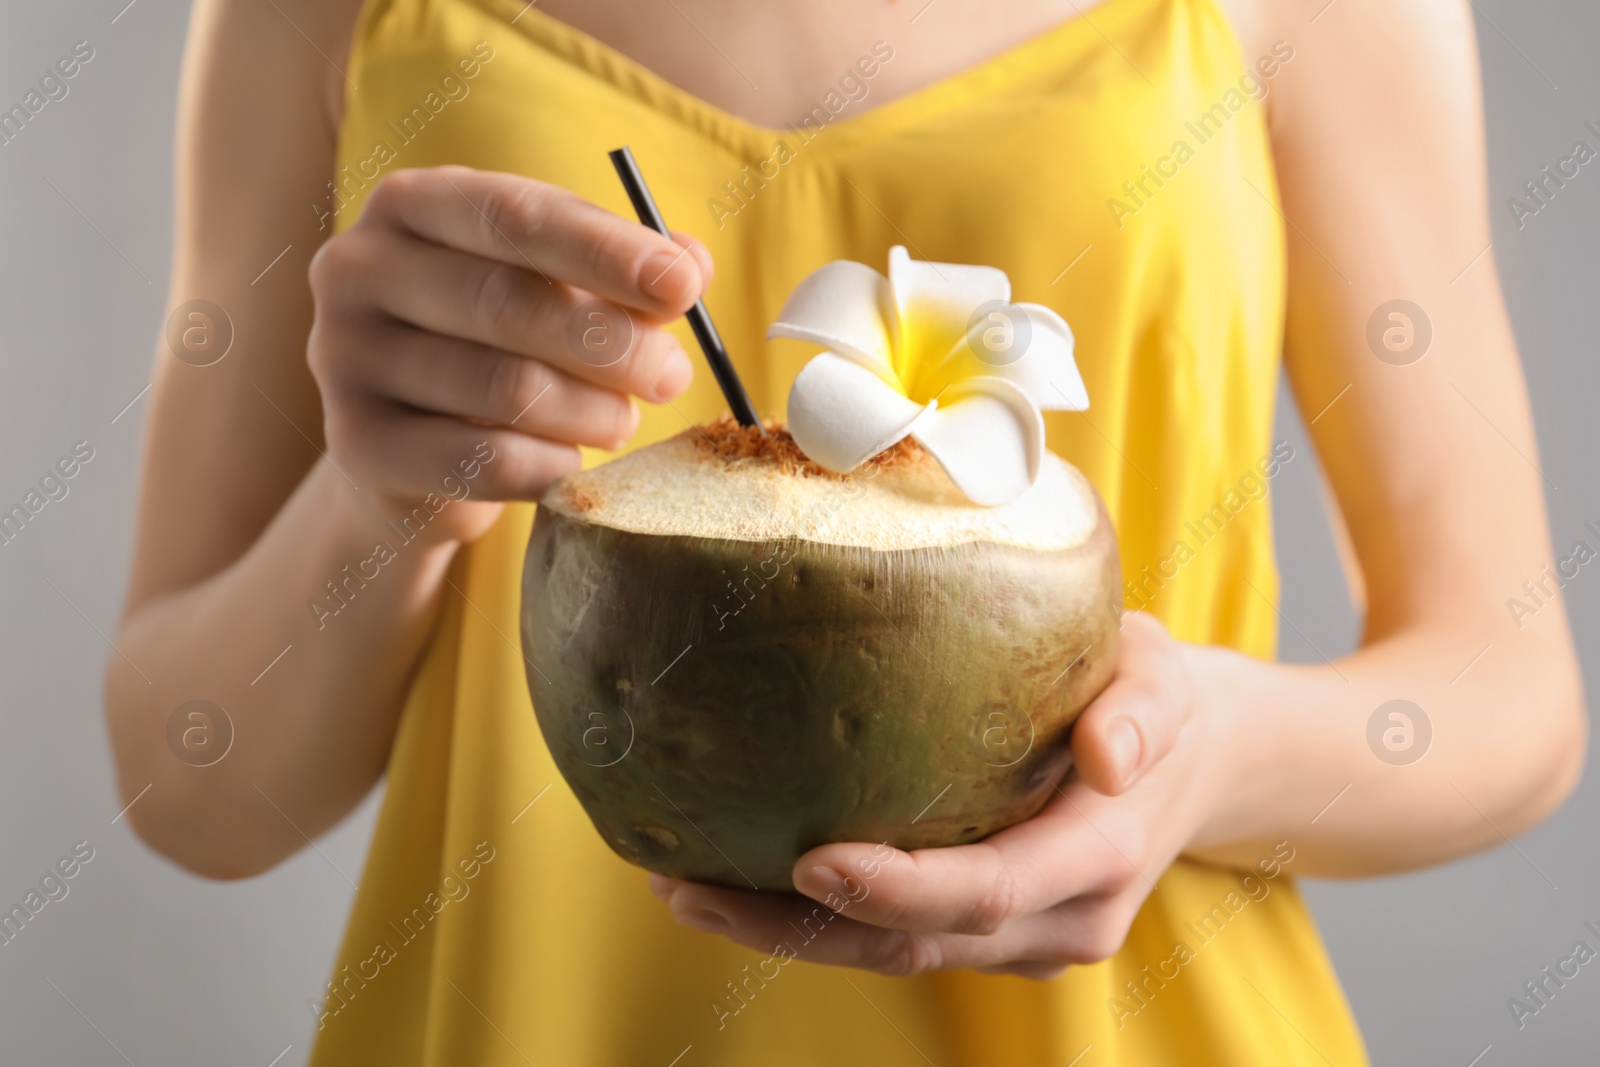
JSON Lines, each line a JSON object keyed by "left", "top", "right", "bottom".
{"left": 106, "top": 0, "right": 1584, "bottom": 1062}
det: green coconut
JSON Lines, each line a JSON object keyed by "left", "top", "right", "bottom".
{"left": 520, "top": 420, "right": 1120, "bottom": 890}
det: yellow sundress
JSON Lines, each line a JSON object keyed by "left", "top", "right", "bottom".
{"left": 309, "top": 0, "right": 1369, "bottom": 1062}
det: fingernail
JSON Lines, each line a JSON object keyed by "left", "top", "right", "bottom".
{"left": 652, "top": 352, "right": 692, "bottom": 401}
{"left": 796, "top": 865, "right": 848, "bottom": 903}
{"left": 678, "top": 907, "right": 729, "bottom": 934}
{"left": 643, "top": 247, "right": 691, "bottom": 292}
{"left": 647, "top": 874, "right": 674, "bottom": 901}
{"left": 1107, "top": 716, "right": 1144, "bottom": 788}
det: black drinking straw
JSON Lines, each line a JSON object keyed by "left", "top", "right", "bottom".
{"left": 609, "top": 146, "right": 764, "bottom": 432}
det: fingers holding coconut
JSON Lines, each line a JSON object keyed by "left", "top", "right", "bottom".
{"left": 785, "top": 782, "right": 1145, "bottom": 936}
{"left": 1070, "top": 612, "right": 1193, "bottom": 796}
{"left": 654, "top": 872, "right": 1144, "bottom": 979}
{"left": 349, "top": 322, "right": 643, "bottom": 450}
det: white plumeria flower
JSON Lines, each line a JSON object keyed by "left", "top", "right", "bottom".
{"left": 768, "top": 246, "right": 1089, "bottom": 506}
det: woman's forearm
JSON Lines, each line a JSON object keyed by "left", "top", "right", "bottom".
{"left": 105, "top": 457, "right": 467, "bottom": 878}
{"left": 1188, "top": 616, "right": 1587, "bottom": 878}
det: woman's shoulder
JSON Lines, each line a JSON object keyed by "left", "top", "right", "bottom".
{"left": 1208, "top": 0, "right": 1475, "bottom": 138}
{"left": 1214, "top": 0, "right": 1471, "bottom": 68}
{"left": 192, "top": 0, "right": 368, "bottom": 131}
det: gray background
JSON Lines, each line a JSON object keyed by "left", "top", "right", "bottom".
{"left": 0, "top": 1, "right": 1594, "bottom": 1064}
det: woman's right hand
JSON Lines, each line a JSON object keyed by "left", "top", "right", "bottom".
{"left": 306, "top": 164, "right": 710, "bottom": 543}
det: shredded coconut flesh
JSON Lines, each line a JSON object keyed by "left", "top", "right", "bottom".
{"left": 541, "top": 420, "right": 1100, "bottom": 552}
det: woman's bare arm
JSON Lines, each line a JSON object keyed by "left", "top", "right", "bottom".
{"left": 105, "top": 0, "right": 708, "bottom": 877}
{"left": 106, "top": 0, "right": 382, "bottom": 878}
{"left": 1191, "top": 0, "right": 1587, "bottom": 872}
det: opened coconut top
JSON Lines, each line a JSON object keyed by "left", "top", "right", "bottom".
{"left": 542, "top": 420, "right": 1100, "bottom": 551}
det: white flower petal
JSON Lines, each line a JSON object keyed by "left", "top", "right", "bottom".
{"left": 786, "top": 352, "right": 932, "bottom": 473}
{"left": 887, "top": 245, "right": 1010, "bottom": 383}
{"left": 927, "top": 302, "right": 1088, "bottom": 411}
{"left": 774, "top": 248, "right": 1087, "bottom": 507}
{"left": 766, "top": 260, "right": 899, "bottom": 387}
{"left": 1014, "top": 304, "right": 1089, "bottom": 410}
{"left": 910, "top": 377, "right": 1044, "bottom": 507}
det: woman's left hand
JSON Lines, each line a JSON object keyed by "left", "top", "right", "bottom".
{"left": 650, "top": 612, "right": 1243, "bottom": 979}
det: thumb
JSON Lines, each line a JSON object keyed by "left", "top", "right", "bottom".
{"left": 1070, "top": 612, "right": 1189, "bottom": 794}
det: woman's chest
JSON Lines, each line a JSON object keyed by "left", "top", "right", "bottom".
{"left": 530, "top": 0, "right": 1116, "bottom": 127}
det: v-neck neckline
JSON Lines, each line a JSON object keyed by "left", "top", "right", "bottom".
{"left": 489, "top": 0, "right": 1159, "bottom": 156}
